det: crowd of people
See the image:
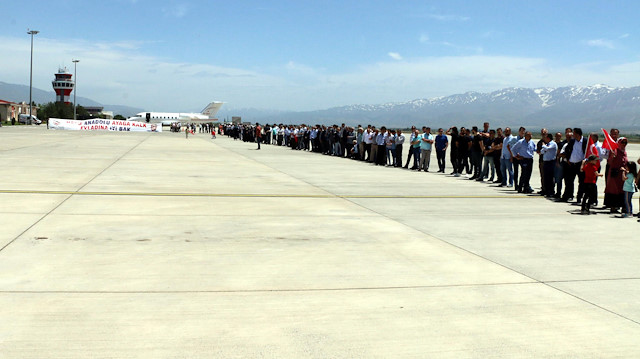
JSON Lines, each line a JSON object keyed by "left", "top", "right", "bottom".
{"left": 171, "top": 122, "right": 218, "bottom": 134}
{"left": 221, "top": 122, "right": 639, "bottom": 220}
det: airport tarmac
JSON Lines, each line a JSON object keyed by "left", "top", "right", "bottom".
{"left": 1, "top": 125, "right": 639, "bottom": 358}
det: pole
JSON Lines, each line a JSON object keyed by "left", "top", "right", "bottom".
{"left": 73, "top": 59, "right": 79, "bottom": 121}
{"left": 27, "top": 29, "right": 39, "bottom": 125}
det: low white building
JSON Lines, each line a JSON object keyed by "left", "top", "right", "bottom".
{"left": 0, "top": 100, "right": 38, "bottom": 124}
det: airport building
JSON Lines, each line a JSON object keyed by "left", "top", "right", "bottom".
{"left": 0, "top": 99, "right": 38, "bottom": 124}
{"left": 52, "top": 67, "right": 74, "bottom": 104}
{"left": 50, "top": 68, "right": 113, "bottom": 119}
{"left": 84, "top": 106, "right": 113, "bottom": 120}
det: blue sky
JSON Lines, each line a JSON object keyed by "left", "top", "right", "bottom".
{"left": 1, "top": 0, "right": 639, "bottom": 113}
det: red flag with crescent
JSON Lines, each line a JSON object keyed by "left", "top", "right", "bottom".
{"left": 584, "top": 135, "right": 598, "bottom": 159}
{"left": 601, "top": 128, "right": 618, "bottom": 152}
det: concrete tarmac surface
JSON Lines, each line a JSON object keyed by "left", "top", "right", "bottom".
{"left": 1, "top": 125, "right": 639, "bottom": 358}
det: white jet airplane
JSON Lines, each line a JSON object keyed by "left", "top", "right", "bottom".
{"left": 128, "top": 102, "right": 223, "bottom": 125}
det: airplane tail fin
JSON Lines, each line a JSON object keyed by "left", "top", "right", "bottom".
{"left": 200, "top": 102, "right": 224, "bottom": 118}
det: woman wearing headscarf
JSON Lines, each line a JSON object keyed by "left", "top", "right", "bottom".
{"left": 604, "top": 137, "right": 629, "bottom": 213}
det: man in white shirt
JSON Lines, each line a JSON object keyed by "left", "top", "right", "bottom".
{"left": 395, "top": 129, "right": 405, "bottom": 167}
{"left": 363, "top": 127, "right": 373, "bottom": 161}
{"left": 419, "top": 127, "right": 434, "bottom": 172}
{"left": 277, "top": 125, "right": 285, "bottom": 146}
{"left": 375, "top": 127, "right": 388, "bottom": 166}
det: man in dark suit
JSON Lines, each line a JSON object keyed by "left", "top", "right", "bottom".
{"left": 558, "top": 128, "right": 587, "bottom": 202}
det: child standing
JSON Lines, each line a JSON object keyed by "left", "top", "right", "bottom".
{"left": 622, "top": 162, "right": 638, "bottom": 218}
{"left": 581, "top": 155, "right": 603, "bottom": 215}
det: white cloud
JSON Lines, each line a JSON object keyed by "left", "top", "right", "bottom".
{"left": 3, "top": 35, "right": 640, "bottom": 112}
{"left": 619, "top": 33, "right": 630, "bottom": 39}
{"left": 419, "top": 34, "right": 429, "bottom": 43}
{"left": 293, "top": 56, "right": 640, "bottom": 108}
{"left": 432, "top": 40, "right": 484, "bottom": 54}
{"left": 162, "top": 3, "right": 188, "bottom": 18}
{"left": 585, "top": 39, "right": 614, "bottom": 49}
{"left": 0, "top": 35, "right": 277, "bottom": 111}
{"left": 481, "top": 30, "right": 501, "bottom": 38}
{"left": 426, "top": 13, "right": 470, "bottom": 22}
{"left": 388, "top": 52, "right": 403, "bottom": 61}
{"left": 285, "top": 61, "right": 319, "bottom": 75}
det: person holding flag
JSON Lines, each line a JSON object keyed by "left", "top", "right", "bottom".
{"left": 602, "top": 128, "right": 619, "bottom": 188}
{"left": 580, "top": 154, "right": 603, "bottom": 215}
{"left": 584, "top": 133, "right": 599, "bottom": 159}
{"left": 604, "top": 136, "right": 629, "bottom": 213}
{"left": 581, "top": 133, "right": 605, "bottom": 206}
{"left": 602, "top": 128, "right": 619, "bottom": 154}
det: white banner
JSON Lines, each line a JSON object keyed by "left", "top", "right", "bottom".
{"left": 48, "top": 118, "right": 162, "bottom": 132}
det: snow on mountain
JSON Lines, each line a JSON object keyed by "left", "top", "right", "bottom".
{"left": 262, "top": 85, "right": 640, "bottom": 130}
{"left": 399, "top": 85, "right": 620, "bottom": 110}
{"left": 331, "top": 85, "right": 622, "bottom": 114}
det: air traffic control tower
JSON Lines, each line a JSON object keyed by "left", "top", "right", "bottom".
{"left": 52, "top": 67, "right": 74, "bottom": 104}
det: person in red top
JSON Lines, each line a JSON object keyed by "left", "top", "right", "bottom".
{"left": 581, "top": 154, "right": 603, "bottom": 214}
{"left": 255, "top": 123, "right": 262, "bottom": 150}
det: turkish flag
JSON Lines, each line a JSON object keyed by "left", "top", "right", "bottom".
{"left": 584, "top": 136, "right": 598, "bottom": 159}
{"left": 601, "top": 128, "right": 619, "bottom": 152}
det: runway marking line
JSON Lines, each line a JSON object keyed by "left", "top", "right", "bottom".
{"left": 0, "top": 189, "right": 549, "bottom": 199}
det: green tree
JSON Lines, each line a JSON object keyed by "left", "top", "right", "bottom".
{"left": 38, "top": 103, "right": 97, "bottom": 121}
{"left": 76, "top": 105, "right": 89, "bottom": 119}
{"left": 38, "top": 102, "right": 74, "bottom": 120}
{"left": 113, "top": 114, "right": 126, "bottom": 120}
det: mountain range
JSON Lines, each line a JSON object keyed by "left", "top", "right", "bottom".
{"left": 2, "top": 81, "right": 639, "bottom": 130}
{"left": 254, "top": 84, "right": 640, "bottom": 131}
